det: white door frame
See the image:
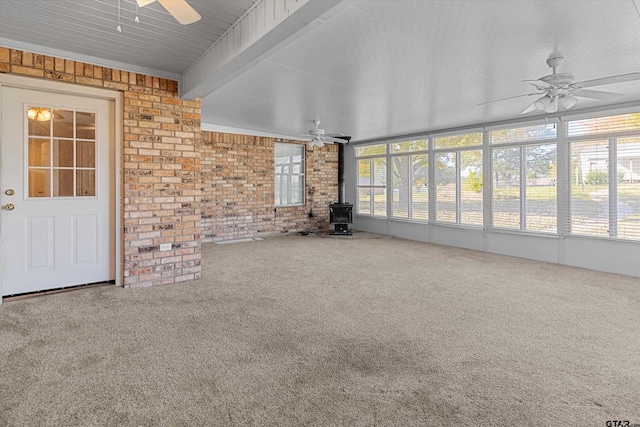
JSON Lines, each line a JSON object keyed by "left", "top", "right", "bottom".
{"left": 0, "top": 74, "right": 123, "bottom": 303}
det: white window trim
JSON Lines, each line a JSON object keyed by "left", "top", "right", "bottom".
{"left": 274, "top": 142, "right": 305, "bottom": 207}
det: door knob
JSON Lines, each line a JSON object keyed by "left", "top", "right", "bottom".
{"left": 2, "top": 203, "right": 15, "bottom": 211}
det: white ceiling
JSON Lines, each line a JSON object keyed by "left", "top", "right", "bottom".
{"left": 0, "top": 0, "right": 255, "bottom": 78}
{"left": 1, "top": 0, "right": 640, "bottom": 143}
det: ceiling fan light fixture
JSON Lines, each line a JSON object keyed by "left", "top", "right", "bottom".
{"left": 533, "top": 95, "right": 552, "bottom": 112}
{"left": 27, "top": 107, "right": 51, "bottom": 121}
{"left": 560, "top": 95, "right": 578, "bottom": 109}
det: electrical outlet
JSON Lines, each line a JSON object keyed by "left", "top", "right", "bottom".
{"left": 160, "top": 243, "right": 172, "bottom": 251}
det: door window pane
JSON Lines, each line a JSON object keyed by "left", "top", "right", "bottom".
{"left": 77, "top": 141, "right": 95, "bottom": 168}
{"left": 53, "top": 139, "right": 74, "bottom": 167}
{"left": 76, "top": 111, "right": 95, "bottom": 139}
{"left": 53, "top": 169, "right": 74, "bottom": 197}
{"left": 29, "top": 138, "right": 50, "bottom": 167}
{"left": 77, "top": 170, "right": 96, "bottom": 197}
{"left": 29, "top": 169, "right": 50, "bottom": 197}
{"left": 28, "top": 106, "right": 51, "bottom": 136}
{"left": 53, "top": 109, "right": 74, "bottom": 138}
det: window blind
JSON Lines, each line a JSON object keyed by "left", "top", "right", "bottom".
{"left": 567, "top": 113, "right": 640, "bottom": 240}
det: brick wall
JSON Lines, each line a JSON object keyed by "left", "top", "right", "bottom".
{"left": 200, "top": 131, "right": 338, "bottom": 242}
{"left": 0, "top": 47, "right": 201, "bottom": 288}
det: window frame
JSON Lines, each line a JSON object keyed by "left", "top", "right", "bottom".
{"left": 355, "top": 144, "right": 388, "bottom": 217}
{"left": 274, "top": 142, "right": 305, "bottom": 207}
{"left": 350, "top": 108, "right": 640, "bottom": 243}
{"left": 567, "top": 112, "right": 640, "bottom": 240}
{"left": 433, "top": 132, "right": 484, "bottom": 226}
{"left": 389, "top": 139, "right": 429, "bottom": 221}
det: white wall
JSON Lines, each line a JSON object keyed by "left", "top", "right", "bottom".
{"left": 351, "top": 215, "right": 640, "bottom": 277}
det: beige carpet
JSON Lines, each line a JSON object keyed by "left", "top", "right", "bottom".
{"left": 1, "top": 234, "right": 639, "bottom": 426}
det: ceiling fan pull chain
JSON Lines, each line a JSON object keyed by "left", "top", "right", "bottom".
{"left": 116, "top": 0, "right": 122, "bottom": 32}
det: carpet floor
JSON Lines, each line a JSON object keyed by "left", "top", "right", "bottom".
{"left": 1, "top": 234, "right": 639, "bottom": 426}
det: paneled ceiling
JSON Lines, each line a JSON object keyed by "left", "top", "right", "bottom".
{"left": 0, "top": 0, "right": 255, "bottom": 78}
{"left": 1, "top": 0, "right": 640, "bottom": 143}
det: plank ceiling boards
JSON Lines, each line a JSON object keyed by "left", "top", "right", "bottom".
{"left": 1, "top": 0, "right": 639, "bottom": 141}
{"left": 199, "top": 0, "right": 640, "bottom": 141}
{"left": 0, "top": 0, "right": 256, "bottom": 77}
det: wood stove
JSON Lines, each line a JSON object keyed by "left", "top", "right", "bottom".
{"left": 330, "top": 203, "right": 353, "bottom": 235}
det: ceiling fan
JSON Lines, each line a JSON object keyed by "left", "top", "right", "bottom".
{"left": 136, "top": 0, "right": 201, "bottom": 25}
{"left": 302, "top": 120, "right": 349, "bottom": 148}
{"left": 479, "top": 53, "right": 640, "bottom": 114}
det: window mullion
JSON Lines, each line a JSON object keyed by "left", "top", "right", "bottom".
{"left": 455, "top": 150, "right": 461, "bottom": 224}
{"left": 520, "top": 145, "right": 526, "bottom": 231}
{"left": 370, "top": 158, "right": 375, "bottom": 215}
{"left": 609, "top": 137, "right": 617, "bottom": 238}
{"left": 556, "top": 120, "right": 569, "bottom": 238}
{"left": 483, "top": 129, "right": 491, "bottom": 230}
{"left": 408, "top": 155, "right": 414, "bottom": 219}
{"left": 386, "top": 148, "right": 392, "bottom": 218}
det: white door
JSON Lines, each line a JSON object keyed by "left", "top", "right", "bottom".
{"left": 0, "top": 87, "right": 115, "bottom": 296}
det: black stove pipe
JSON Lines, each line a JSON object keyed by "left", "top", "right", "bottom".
{"left": 337, "top": 137, "right": 351, "bottom": 204}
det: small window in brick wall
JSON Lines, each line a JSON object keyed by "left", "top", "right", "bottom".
{"left": 275, "top": 143, "right": 305, "bottom": 206}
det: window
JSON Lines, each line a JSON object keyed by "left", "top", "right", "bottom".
{"left": 390, "top": 140, "right": 428, "bottom": 220}
{"left": 491, "top": 125, "right": 557, "bottom": 233}
{"left": 27, "top": 107, "right": 96, "bottom": 198}
{"left": 350, "top": 111, "right": 640, "bottom": 243}
{"left": 356, "top": 144, "right": 387, "bottom": 216}
{"left": 569, "top": 112, "right": 640, "bottom": 239}
{"left": 274, "top": 143, "right": 304, "bottom": 206}
{"left": 434, "top": 133, "right": 483, "bottom": 225}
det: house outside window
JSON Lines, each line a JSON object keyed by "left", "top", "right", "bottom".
{"left": 434, "top": 132, "right": 483, "bottom": 225}
{"left": 390, "top": 139, "right": 428, "bottom": 221}
{"left": 274, "top": 143, "right": 304, "bottom": 206}
{"left": 490, "top": 124, "right": 557, "bottom": 233}
{"left": 355, "top": 144, "right": 387, "bottom": 216}
{"left": 569, "top": 112, "right": 640, "bottom": 240}
{"left": 351, "top": 110, "right": 640, "bottom": 243}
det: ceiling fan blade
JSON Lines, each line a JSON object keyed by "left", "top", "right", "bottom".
{"left": 157, "top": 0, "right": 201, "bottom": 24}
{"left": 478, "top": 92, "right": 542, "bottom": 106}
{"left": 137, "top": 0, "right": 156, "bottom": 6}
{"left": 574, "top": 72, "right": 640, "bottom": 88}
{"left": 322, "top": 136, "right": 349, "bottom": 144}
{"left": 522, "top": 79, "right": 553, "bottom": 90}
{"left": 572, "top": 89, "right": 625, "bottom": 101}
{"left": 520, "top": 101, "right": 537, "bottom": 114}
